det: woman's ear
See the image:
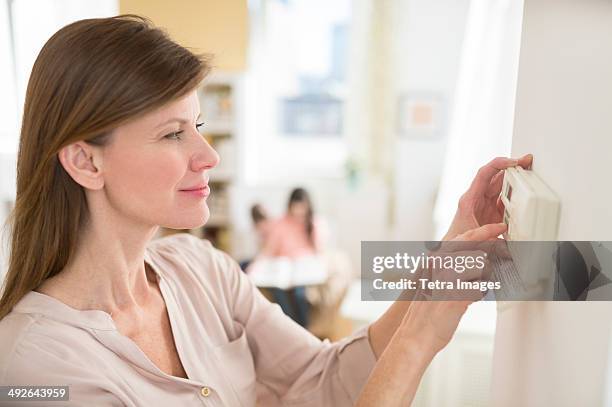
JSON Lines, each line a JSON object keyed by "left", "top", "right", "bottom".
{"left": 58, "top": 141, "right": 104, "bottom": 190}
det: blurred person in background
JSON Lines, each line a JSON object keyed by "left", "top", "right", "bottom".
{"left": 259, "top": 187, "right": 322, "bottom": 327}
{"left": 238, "top": 203, "right": 271, "bottom": 271}
{"left": 262, "top": 188, "right": 320, "bottom": 258}
{"left": 251, "top": 203, "right": 272, "bottom": 244}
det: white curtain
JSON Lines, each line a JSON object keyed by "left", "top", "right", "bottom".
{"left": 433, "top": 0, "right": 524, "bottom": 238}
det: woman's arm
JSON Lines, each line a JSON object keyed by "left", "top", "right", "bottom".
{"left": 357, "top": 222, "right": 506, "bottom": 405}
{"left": 366, "top": 155, "right": 532, "bottom": 358}
{"left": 367, "top": 299, "right": 411, "bottom": 359}
{"left": 357, "top": 301, "right": 470, "bottom": 406}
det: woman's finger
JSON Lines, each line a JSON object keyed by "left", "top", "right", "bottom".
{"left": 488, "top": 154, "right": 533, "bottom": 197}
{"left": 486, "top": 170, "right": 506, "bottom": 199}
{"left": 517, "top": 153, "right": 533, "bottom": 170}
{"left": 496, "top": 195, "right": 505, "bottom": 215}
{"left": 467, "top": 157, "right": 518, "bottom": 197}
{"left": 458, "top": 223, "right": 507, "bottom": 241}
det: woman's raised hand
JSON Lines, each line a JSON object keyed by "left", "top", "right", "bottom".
{"left": 443, "top": 154, "right": 533, "bottom": 241}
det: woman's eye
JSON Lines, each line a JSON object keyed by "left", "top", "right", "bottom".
{"left": 196, "top": 122, "right": 205, "bottom": 133}
{"left": 164, "top": 131, "right": 183, "bottom": 140}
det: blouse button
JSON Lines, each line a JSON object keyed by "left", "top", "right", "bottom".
{"left": 200, "top": 386, "right": 211, "bottom": 397}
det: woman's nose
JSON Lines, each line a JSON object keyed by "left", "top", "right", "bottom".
{"left": 190, "top": 134, "right": 220, "bottom": 172}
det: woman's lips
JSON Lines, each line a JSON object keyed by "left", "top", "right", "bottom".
{"left": 180, "top": 185, "right": 210, "bottom": 198}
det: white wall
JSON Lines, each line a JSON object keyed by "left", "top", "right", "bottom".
{"left": 391, "top": 0, "right": 470, "bottom": 240}
{"left": 491, "top": 1, "right": 612, "bottom": 405}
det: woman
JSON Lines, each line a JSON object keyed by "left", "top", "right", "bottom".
{"left": 0, "top": 15, "right": 531, "bottom": 406}
{"left": 262, "top": 188, "right": 320, "bottom": 258}
{"left": 260, "top": 187, "right": 320, "bottom": 327}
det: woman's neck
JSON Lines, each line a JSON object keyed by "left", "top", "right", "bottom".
{"left": 36, "top": 221, "right": 159, "bottom": 317}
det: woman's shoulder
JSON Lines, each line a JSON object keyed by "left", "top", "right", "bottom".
{"left": 274, "top": 215, "right": 297, "bottom": 227}
{"left": 0, "top": 311, "right": 38, "bottom": 372}
{"left": 0, "top": 313, "right": 120, "bottom": 405}
{"left": 0, "top": 311, "right": 102, "bottom": 384}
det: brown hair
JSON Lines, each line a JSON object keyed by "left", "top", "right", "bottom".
{"left": 0, "top": 15, "right": 211, "bottom": 319}
{"left": 250, "top": 204, "right": 268, "bottom": 225}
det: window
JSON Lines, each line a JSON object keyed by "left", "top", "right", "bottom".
{"left": 271, "top": 0, "right": 350, "bottom": 137}
{"left": 245, "top": 0, "right": 351, "bottom": 183}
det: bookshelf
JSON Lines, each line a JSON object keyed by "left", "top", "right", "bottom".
{"left": 157, "top": 73, "right": 242, "bottom": 254}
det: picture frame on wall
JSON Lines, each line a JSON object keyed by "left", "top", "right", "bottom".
{"left": 397, "top": 91, "right": 445, "bottom": 139}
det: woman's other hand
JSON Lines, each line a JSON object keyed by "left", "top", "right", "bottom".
{"left": 356, "top": 223, "right": 506, "bottom": 407}
{"left": 443, "top": 154, "right": 533, "bottom": 241}
{"left": 404, "top": 222, "right": 507, "bottom": 356}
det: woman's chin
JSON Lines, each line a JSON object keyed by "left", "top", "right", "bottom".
{"left": 164, "top": 210, "right": 210, "bottom": 230}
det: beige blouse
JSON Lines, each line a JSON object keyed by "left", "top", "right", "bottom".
{"left": 0, "top": 233, "right": 376, "bottom": 406}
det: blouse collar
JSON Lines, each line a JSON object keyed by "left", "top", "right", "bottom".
{"left": 11, "top": 247, "right": 161, "bottom": 331}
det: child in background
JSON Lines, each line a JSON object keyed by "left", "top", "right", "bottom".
{"left": 261, "top": 188, "right": 320, "bottom": 327}
{"left": 239, "top": 204, "right": 271, "bottom": 271}
{"left": 251, "top": 204, "right": 272, "bottom": 246}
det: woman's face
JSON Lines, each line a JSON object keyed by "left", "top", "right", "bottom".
{"left": 95, "top": 90, "right": 219, "bottom": 230}
{"left": 288, "top": 201, "right": 309, "bottom": 221}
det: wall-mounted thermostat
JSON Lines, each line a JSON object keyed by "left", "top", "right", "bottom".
{"left": 495, "top": 167, "right": 561, "bottom": 305}
{"left": 501, "top": 166, "right": 561, "bottom": 241}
